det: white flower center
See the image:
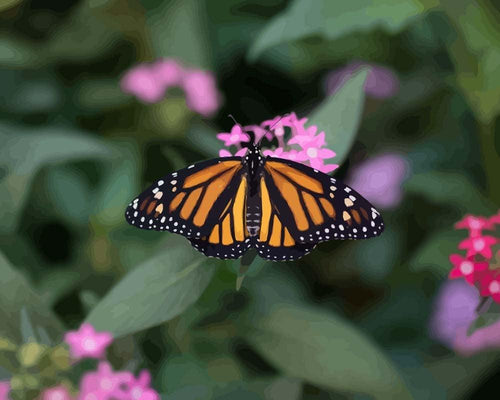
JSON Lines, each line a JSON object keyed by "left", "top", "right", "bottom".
{"left": 100, "top": 378, "right": 113, "bottom": 390}
{"left": 82, "top": 338, "right": 97, "bottom": 351}
{"left": 274, "top": 126, "right": 284, "bottom": 136}
{"left": 473, "top": 239, "right": 485, "bottom": 251}
{"left": 131, "top": 387, "right": 143, "bottom": 400}
{"left": 489, "top": 280, "right": 500, "bottom": 294}
{"left": 47, "top": 390, "right": 65, "bottom": 400}
{"left": 460, "top": 261, "right": 474, "bottom": 275}
{"left": 306, "top": 147, "right": 318, "bottom": 158}
{"left": 470, "top": 218, "right": 482, "bottom": 230}
{"left": 230, "top": 134, "right": 240, "bottom": 142}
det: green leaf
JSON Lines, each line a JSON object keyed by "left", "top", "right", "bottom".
{"left": 405, "top": 171, "right": 495, "bottom": 214}
{"left": 148, "top": 0, "right": 213, "bottom": 68}
{"left": 0, "top": 124, "right": 111, "bottom": 233}
{"left": 86, "top": 241, "right": 218, "bottom": 337}
{"left": 92, "top": 144, "right": 140, "bottom": 228}
{"left": 0, "top": 0, "right": 22, "bottom": 12}
{"left": 409, "top": 229, "right": 463, "bottom": 277}
{"left": 438, "top": 0, "right": 500, "bottom": 123}
{"left": 307, "top": 68, "right": 368, "bottom": 166}
{"left": 0, "top": 251, "right": 65, "bottom": 344}
{"left": 242, "top": 303, "right": 413, "bottom": 399}
{"left": 248, "top": 0, "right": 436, "bottom": 61}
{"left": 467, "top": 301, "right": 500, "bottom": 336}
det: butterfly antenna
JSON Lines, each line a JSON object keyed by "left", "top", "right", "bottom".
{"left": 256, "top": 113, "right": 289, "bottom": 146}
{"left": 228, "top": 114, "right": 239, "bottom": 126}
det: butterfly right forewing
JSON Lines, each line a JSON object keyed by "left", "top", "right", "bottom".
{"left": 262, "top": 158, "right": 384, "bottom": 244}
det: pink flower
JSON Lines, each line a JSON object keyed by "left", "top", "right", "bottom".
{"left": 455, "top": 215, "right": 494, "bottom": 237}
{"left": 458, "top": 236, "right": 497, "bottom": 259}
{"left": 121, "top": 65, "right": 165, "bottom": 103}
{"left": 216, "top": 113, "right": 338, "bottom": 173}
{"left": 64, "top": 323, "right": 113, "bottom": 360}
{"left": 488, "top": 211, "right": 500, "bottom": 226}
{"left": 430, "top": 279, "right": 500, "bottom": 356}
{"left": 326, "top": 61, "right": 399, "bottom": 99}
{"left": 346, "top": 153, "right": 409, "bottom": 209}
{"left": 262, "top": 147, "right": 286, "bottom": 158}
{"left": 42, "top": 386, "right": 73, "bottom": 400}
{"left": 79, "top": 361, "right": 133, "bottom": 400}
{"left": 120, "top": 59, "right": 222, "bottom": 117}
{"left": 219, "top": 148, "right": 247, "bottom": 157}
{"left": 216, "top": 125, "right": 248, "bottom": 146}
{"left": 449, "top": 254, "right": 488, "bottom": 285}
{"left": 151, "top": 59, "right": 183, "bottom": 88}
{"left": 289, "top": 132, "right": 337, "bottom": 172}
{"left": 182, "top": 69, "right": 220, "bottom": 117}
{"left": 0, "top": 382, "right": 9, "bottom": 400}
{"left": 125, "top": 371, "right": 159, "bottom": 400}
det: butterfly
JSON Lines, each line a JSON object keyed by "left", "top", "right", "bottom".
{"left": 125, "top": 128, "right": 384, "bottom": 261}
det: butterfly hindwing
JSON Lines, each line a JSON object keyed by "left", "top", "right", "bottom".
{"left": 189, "top": 175, "right": 252, "bottom": 259}
{"left": 254, "top": 176, "right": 316, "bottom": 261}
{"left": 125, "top": 157, "right": 244, "bottom": 238}
{"left": 262, "top": 158, "right": 384, "bottom": 244}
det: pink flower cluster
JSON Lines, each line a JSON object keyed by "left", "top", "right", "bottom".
{"left": 217, "top": 113, "right": 338, "bottom": 173}
{"left": 448, "top": 212, "right": 500, "bottom": 301}
{"left": 0, "top": 324, "right": 159, "bottom": 400}
{"left": 121, "top": 58, "right": 221, "bottom": 117}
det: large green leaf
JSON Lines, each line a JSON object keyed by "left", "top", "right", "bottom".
{"left": 0, "top": 124, "right": 111, "bottom": 233}
{"left": 86, "top": 241, "right": 218, "bottom": 337}
{"left": 307, "top": 68, "right": 368, "bottom": 166}
{"left": 405, "top": 171, "right": 495, "bottom": 214}
{"left": 248, "top": 0, "right": 436, "bottom": 61}
{"left": 148, "top": 0, "right": 213, "bottom": 68}
{"left": 438, "top": 0, "right": 500, "bottom": 123}
{"left": 0, "top": 251, "right": 65, "bottom": 345}
{"left": 242, "top": 303, "right": 413, "bottom": 399}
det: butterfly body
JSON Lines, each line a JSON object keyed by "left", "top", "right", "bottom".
{"left": 125, "top": 134, "right": 384, "bottom": 261}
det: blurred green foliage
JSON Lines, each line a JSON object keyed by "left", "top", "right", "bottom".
{"left": 1, "top": 0, "right": 500, "bottom": 399}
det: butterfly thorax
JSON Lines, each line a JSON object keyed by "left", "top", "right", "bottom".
{"left": 243, "top": 144, "right": 264, "bottom": 236}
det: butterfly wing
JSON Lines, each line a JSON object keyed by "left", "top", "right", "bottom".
{"left": 262, "top": 158, "right": 384, "bottom": 244}
{"left": 189, "top": 175, "right": 252, "bottom": 259}
{"left": 255, "top": 176, "right": 316, "bottom": 261}
{"left": 125, "top": 157, "right": 244, "bottom": 238}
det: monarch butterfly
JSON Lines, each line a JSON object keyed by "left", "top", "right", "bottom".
{"left": 125, "top": 128, "right": 384, "bottom": 261}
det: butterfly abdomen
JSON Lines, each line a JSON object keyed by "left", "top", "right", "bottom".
{"left": 246, "top": 195, "right": 261, "bottom": 237}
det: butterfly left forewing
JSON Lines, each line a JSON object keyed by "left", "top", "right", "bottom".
{"left": 263, "top": 158, "right": 384, "bottom": 244}
{"left": 125, "top": 157, "right": 244, "bottom": 238}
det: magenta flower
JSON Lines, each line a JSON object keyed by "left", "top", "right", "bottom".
{"left": 79, "top": 361, "right": 133, "bottom": 400}
{"left": 449, "top": 254, "right": 488, "bottom": 285}
{"left": 458, "top": 236, "right": 497, "bottom": 259}
{"left": 217, "top": 113, "right": 338, "bottom": 174}
{"left": 346, "top": 153, "right": 409, "bottom": 209}
{"left": 64, "top": 323, "right": 113, "bottom": 360}
{"left": 455, "top": 215, "right": 494, "bottom": 237}
{"left": 0, "top": 382, "right": 9, "bottom": 400}
{"left": 216, "top": 124, "right": 248, "bottom": 146}
{"left": 182, "top": 69, "right": 220, "bottom": 117}
{"left": 478, "top": 271, "right": 500, "bottom": 302}
{"left": 42, "top": 386, "right": 73, "bottom": 400}
{"left": 120, "top": 59, "right": 221, "bottom": 117}
{"left": 326, "top": 61, "right": 399, "bottom": 99}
